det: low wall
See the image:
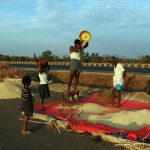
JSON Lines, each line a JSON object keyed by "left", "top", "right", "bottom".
{"left": 0, "top": 61, "right": 150, "bottom": 68}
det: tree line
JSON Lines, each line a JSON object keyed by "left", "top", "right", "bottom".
{"left": 0, "top": 50, "right": 150, "bottom": 63}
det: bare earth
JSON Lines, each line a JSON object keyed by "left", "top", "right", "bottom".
{"left": 0, "top": 79, "right": 150, "bottom": 150}
{"left": 0, "top": 90, "right": 125, "bottom": 150}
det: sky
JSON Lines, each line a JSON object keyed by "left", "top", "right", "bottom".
{"left": 0, "top": 0, "right": 150, "bottom": 58}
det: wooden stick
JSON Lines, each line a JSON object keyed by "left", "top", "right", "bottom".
{"left": 19, "top": 118, "right": 50, "bottom": 125}
{"left": 63, "top": 114, "right": 72, "bottom": 121}
{"left": 73, "top": 110, "right": 83, "bottom": 118}
{"left": 53, "top": 122, "right": 61, "bottom": 133}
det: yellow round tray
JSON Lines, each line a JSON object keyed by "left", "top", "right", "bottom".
{"left": 79, "top": 31, "right": 91, "bottom": 42}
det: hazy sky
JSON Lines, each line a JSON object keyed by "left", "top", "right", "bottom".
{"left": 0, "top": 0, "right": 150, "bottom": 58}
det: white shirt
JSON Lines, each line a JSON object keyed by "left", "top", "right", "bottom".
{"left": 70, "top": 51, "right": 81, "bottom": 60}
{"left": 39, "top": 73, "right": 48, "bottom": 84}
{"left": 113, "top": 63, "right": 125, "bottom": 87}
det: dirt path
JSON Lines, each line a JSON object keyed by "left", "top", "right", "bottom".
{"left": 0, "top": 91, "right": 125, "bottom": 150}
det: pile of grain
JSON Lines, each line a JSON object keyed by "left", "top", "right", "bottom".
{"left": 55, "top": 103, "right": 108, "bottom": 114}
{"left": 73, "top": 103, "right": 108, "bottom": 114}
{"left": 76, "top": 109, "right": 150, "bottom": 130}
{"left": 0, "top": 80, "right": 22, "bottom": 99}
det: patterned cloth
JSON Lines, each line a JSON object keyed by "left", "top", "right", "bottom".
{"left": 70, "top": 59, "right": 82, "bottom": 72}
{"left": 21, "top": 87, "right": 32, "bottom": 101}
{"left": 21, "top": 87, "right": 33, "bottom": 117}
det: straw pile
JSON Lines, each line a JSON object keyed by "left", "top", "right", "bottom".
{"left": 50, "top": 71, "right": 150, "bottom": 92}
{"left": 32, "top": 112, "right": 150, "bottom": 149}
{"left": 92, "top": 133, "right": 150, "bottom": 150}
{"left": 0, "top": 65, "right": 24, "bottom": 80}
{"left": 32, "top": 112, "right": 70, "bottom": 131}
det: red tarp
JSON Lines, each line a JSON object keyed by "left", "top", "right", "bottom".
{"left": 34, "top": 94, "right": 150, "bottom": 139}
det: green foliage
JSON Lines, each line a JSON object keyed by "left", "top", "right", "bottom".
{"left": 141, "top": 55, "right": 150, "bottom": 63}
{"left": 41, "top": 50, "right": 53, "bottom": 61}
{"left": 33, "top": 53, "right": 37, "bottom": 62}
{"left": 0, "top": 51, "right": 150, "bottom": 64}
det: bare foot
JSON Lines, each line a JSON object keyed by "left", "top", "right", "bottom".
{"left": 21, "top": 130, "right": 31, "bottom": 135}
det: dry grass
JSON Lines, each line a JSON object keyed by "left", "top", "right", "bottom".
{"left": 92, "top": 133, "right": 150, "bottom": 150}
{"left": 125, "top": 75, "right": 149, "bottom": 91}
{"left": 0, "top": 65, "right": 149, "bottom": 93}
{"left": 49, "top": 71, "right": 150, "bottom": 92}
{"left": 0, "top": 65, "right": 24, "bottom": 81}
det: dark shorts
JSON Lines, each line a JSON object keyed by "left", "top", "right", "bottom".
{"left": 22, "top": 100, "right": 33, "bottom": 117}
{"left": 39, "top": 84, "right": 50, "bottom": 99}
{"left": 70, "top": 59, "right": 82, "bottom": 72}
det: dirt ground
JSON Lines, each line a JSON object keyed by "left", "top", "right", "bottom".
{"left": 0, "top": 91, "right": 125, "bottom": 150}
{"left": 0, "top": 65, "right": 149, "bottom": 150}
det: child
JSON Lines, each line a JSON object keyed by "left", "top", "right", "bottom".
{"left": 110, "top": 56, "right": 126, "bottom": 107}
{"left": 21, "top": 76, "right": 34, "bottom": 134}
{"left": 67, "top": 39, "right": 88, "bottom": 93}
{"left": 39, "top": 64, "right": 50, "bottom": 110}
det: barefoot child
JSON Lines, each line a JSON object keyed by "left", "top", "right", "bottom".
{"left": 110, "top": 56, "right": 126, "bottom": 107}
{"left": 39, "top": 64, "right": 50, "bottom": 110}
{"left": 21, "top": 76, "right": 34, "bottom": 134}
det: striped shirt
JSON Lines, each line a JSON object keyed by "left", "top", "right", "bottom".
{"left": 21, "top": 87, "right": 32, "bottom": 101}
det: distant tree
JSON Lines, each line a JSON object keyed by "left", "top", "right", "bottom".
{"left": 33, "top": 53, "right": 37, "bottom": 62}
{"left": 103, "top": 55, "right": 110, "bottom": 63}
{"left": 41, "top": 50, "right": 53, "bottom": 61}
{"left": 53, "top": 55, "right": 61, "bottom": 62}
{"left": 84, "top": 52, "right": 90, "bottom": 62}
{"left": 91, "top": 53, "right": 96, "bottom": 63}
{"left": 62, "top": 55, "right": 70, "bottom": 62}
{"left": 140, "top": 55, "right": 150, "bottom": 63}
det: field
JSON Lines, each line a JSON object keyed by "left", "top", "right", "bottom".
{"left": 50, "top": 70, "right": 150, "bottom": 92}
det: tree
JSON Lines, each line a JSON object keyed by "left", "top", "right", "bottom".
{"left": 33, "top": 53, "right": 37, "bottom": 62}
{"left": 41, "top": 50, "right": 53, "bottom": 61}
{"left": 62, "top": 55, "right": 70, "bottom": 62}
{"left": 140, "top": 55, "right": 150, "bottom": 63}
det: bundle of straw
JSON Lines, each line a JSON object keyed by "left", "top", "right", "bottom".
{"left": 33, "top": 112, "right": 70, "bottom": 131}
{"left": 92, "top": 133, "right": 150, "bottom": 150}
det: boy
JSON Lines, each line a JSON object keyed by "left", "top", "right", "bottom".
{"left": 110, "top": 56, "right": 126, "bottom": 107}
{"left": 67, "top": 39, "right": 88, "bottom": 93}
{"left": 21, "top": 76, "right": 34, "bottom": 134}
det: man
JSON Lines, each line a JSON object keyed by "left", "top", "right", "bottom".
{"left": 110, "top": 56, "right": 126, "bottom": 107}
{"left": 67, "top": 39, "right": 88, "bottom": 93}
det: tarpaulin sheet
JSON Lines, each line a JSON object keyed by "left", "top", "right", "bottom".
{"left": 34, "top": 94, "right": 150, "bottom": 139}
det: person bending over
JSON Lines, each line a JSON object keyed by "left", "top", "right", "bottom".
{"left": 110, "top": 56, "right": 126, "bottom": 107}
